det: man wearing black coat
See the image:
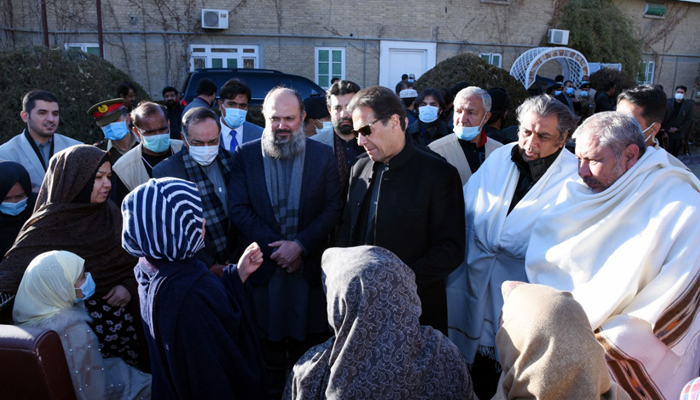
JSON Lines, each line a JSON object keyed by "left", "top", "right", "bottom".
{"left": 338, "top": 85, "right": 466, "bottom": 336}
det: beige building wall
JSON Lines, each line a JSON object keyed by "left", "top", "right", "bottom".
{"left": 1, "top": 0, "right": 698, "bottom": 99}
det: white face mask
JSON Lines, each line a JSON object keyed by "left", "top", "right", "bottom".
{"left": 643, "top": 122, "right": 656, "bottom": 142}
{"left": 185, "top": 136, "right": 219, "bottom": 166}
{"left": 316, "top": 121, "right": 334, "bottom": 136}
{"left": 675, "top": 92, "right": 685, "bottom": 101}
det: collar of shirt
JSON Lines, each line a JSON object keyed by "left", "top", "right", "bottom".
{"left": 511, "top": 145, "right": 562, "bottom": 185}
{"left": 220, "top": 119, "right": 244, "bottom": 151}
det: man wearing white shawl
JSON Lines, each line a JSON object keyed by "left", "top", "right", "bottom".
{"left": 446, "top": 95, "right": 578, "bottom": 398}
{"left": 527, "top": 111, "right": 700, "bottom": 400}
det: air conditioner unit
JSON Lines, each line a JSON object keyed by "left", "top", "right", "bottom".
{"left": 201, "top": 9, "right": 228, "bottom": 29}
{"left": 548, "top": 29, "right": 570, "bottom": 46}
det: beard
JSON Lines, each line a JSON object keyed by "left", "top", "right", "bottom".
{"left": 333, "top": 117, "right": 353, "bottom": 136}
{"left": 582, "top": 159, "right": 626, "bottom": 193}
{"left": 262, "top": 123, "right": 306, "bottom": 160}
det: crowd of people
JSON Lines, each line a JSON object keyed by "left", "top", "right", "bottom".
{"left": 0, "top": 69, "right": 698, "bottom": 400}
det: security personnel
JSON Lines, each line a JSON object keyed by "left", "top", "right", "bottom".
{"left": 88, "top": 98, "right": 139, "bottom": 165}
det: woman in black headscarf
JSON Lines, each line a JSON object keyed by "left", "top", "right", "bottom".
{"left": 0, "top": 145, "right": 144, "bottom": 368}
{"left": 0, "top": 161, "right": 38, "bottom": 322}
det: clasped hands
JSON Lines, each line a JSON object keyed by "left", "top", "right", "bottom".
{"left": 269, "top": 240, "right": 303, "bottom": 273}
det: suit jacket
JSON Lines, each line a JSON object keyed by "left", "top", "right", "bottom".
{"left": 338, "top": 139, "right": 466, "bottom": 334}
{"left": 183, "top": 96, "right": 211, "bottom": 116}
{"left": 228, "top": 138, "right": 343, "bottom": 286}
{"left": 220, "top": 121, "right": 263, "bottom": 151}
{"left": 0, "top": 131, "right": 81, "bottom": 190}
{"left": 665, "top": 99, "right": 694, "bottom": 139}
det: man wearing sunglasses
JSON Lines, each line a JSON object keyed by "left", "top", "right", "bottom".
{"left": 338, "top": 85, "right": 465, "bottom": 337}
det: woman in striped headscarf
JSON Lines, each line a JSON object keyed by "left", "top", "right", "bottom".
{"left": 121, "top": 177, "right": 268, "bottom": 400}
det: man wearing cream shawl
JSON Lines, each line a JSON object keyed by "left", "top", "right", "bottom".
{"left": 527, "top": 111, "right": 700, "bottom": 400}
{"left": 446, "top": 95, "right": 577, "bottom": 399}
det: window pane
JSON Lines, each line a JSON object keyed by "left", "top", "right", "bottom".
{"left": 318, "top": 50, "right": 329, "bottom": 62}
{"left": 68, "top": 46, "right": 81, "bottom": 51}
{"left": 192, "top": 48, "right": 206, "bottom": 53}
{"left": 332, "top": 50, "right": 342, "bottom": 63}
{"left": 212, "top": 48, "right": 237, "bottom": 53}
{"left": 645, "top": 3, "right": 665, "bottom": 16}
{"left": 243, "top": 48, "right": 255, "bottom": 53}
{"left": 194, "top": 58, "right": 206, "bottom": 69}
{"left": 243, "top": 59, "right": 255, "bottom": 68}
{"left": 212, "top": 58, "right": 223, "bottom": 68}
{"left": 319, "top": 63, "right": 329, "bottom": 75}
{"left": 319, "top": 76, "right": 329, "bottom": 88}
{"left": 87, "top": 47, "right": 100, "bottom": 55}
{"left": 481, "top": 54, "right": 491, "bottom": 63}
{"left": 493, "top": 54, "right": 501, "bottom": 66}
{"left": 332, "top": 63, "right": 342, "bottom": 75}
{"left": 227, "top": 59, "right": 237, "bottom": 68}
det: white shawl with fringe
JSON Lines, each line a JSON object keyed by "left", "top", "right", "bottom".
{"left": 526, "top": 147, "right": 700, "bottom": 400}
{"left": 446, "top": 143, "right": 577, "bottom": 364}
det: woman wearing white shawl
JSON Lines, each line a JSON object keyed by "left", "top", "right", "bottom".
{"left": 284, "top": 246, "right": 476, "bottom": 400}
{"left": 13, "top": 250, "right": 151, "bottom": 400}
{"left": 526, "top": 113, "right": 700, "bottom": 400}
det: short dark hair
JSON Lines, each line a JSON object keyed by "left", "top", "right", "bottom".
{"left": 162, "top": 86, "right": 178, "bottom": 97}
{"left": 182, "top": 107, "right": 221, "bottom": 137}
{"left": 395, "top": 80, "right": 411, "bottom": 96}
{"left": 440, "top": 88, "right": 454, "bottom": 107}
{"left": 676, "top": 85, "right": 687, "bottom": 92}
{"left": 116, "top": 82, "right": 135, "bottom": 97}
{"left": 450, "top": 81, "right": 470, "bottom": 96}
{"left": 401, "top": 74, "right": 408, "bottom": 81}
{"left": 219, "top": 78, "right": 252, "bottom": 103}
{"left": 131, "top": 101, "right": 167, "bottom": 130}
{"left": 326, "top": 80, "right": 361, "bottom": 109}
{"left": 414, "top": 88, "right": 446, "bottom": 111}
{"left": 196, "top": 78, "right": 217, "bottom": 96}
{"left": 330, "top": 77, "right": 340, "bottom": 85}
{"left": 617, "top": 85, "right": 667, "bottom": 125}
{"left": 603, "top": 81, "right": 616, "bottom": 91}
{"left": 22, "top": 90, "right": 58, "bottom": 114}
{"left": 348, "top": 85, "right": 407, "bottom": 131}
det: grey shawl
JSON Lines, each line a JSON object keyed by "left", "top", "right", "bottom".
{"left": 263, "top": 147, "right": 305, "bottom": 241}
{"left": 283, "top": 246, "right": 476, "bottom": 400}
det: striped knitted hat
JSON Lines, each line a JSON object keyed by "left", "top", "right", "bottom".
{"left": 121, "top": 178, "right": 205, "bottom": 261}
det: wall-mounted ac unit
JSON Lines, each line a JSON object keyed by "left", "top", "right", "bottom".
{"left": 548, "top": 29, "right": 570, "bottom": 46}
{"left": 202, "top": 9, "right": 228, "bottom": 29}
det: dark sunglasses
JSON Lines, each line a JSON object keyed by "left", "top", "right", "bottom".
{"left": 352, "top": 118, "right": 383, "bottom": 138}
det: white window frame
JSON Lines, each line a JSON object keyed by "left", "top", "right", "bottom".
{"left": 315, "top": 47, "right": 346, "bottom": 89}
{"left": 637, "top": 61, "right": 655, "bottom": 85}
{"left": 65, "top": 43, "right": 100, "bottom": 55}
{"left": 480, "top": 53, "right": 502, "bottom": 68}
{"left": 188, "top": 45, "right": 259, "bottom": 71}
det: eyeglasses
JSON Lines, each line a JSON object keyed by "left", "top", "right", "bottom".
{"left": 352, "top": 118, "right": 383, "bottom": 138}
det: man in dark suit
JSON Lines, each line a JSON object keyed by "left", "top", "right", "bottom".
{"left": 153, "top": 107, "right": 236, "bottom": 277}
{"left": 664, "top": 85, "right": 694, "bottom": 157}
{"left": 218, "top": 78, "right": 263, "bottom": 152}
{"left": 338, "top": 85, "right": 465, "bottom": 336}
{"left": 228, "top": 87, "right": 342, "bottom": 399}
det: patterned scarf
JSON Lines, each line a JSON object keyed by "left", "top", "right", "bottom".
{"left": 332, "top": 133, "right": 348, "bottom": 195}
{"left": 182, "top": 148, "right": 234, "bottom": 263}
{"left": 284, "top": 246, "right": 476, "bottom": 400}
{"left": 262, "top": 146, "right": 305, "bottom": 241}
{"left": 121, "top": 178, "right": 205, "bottom": 261}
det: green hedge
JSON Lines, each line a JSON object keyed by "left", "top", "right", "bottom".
{"left": 0, "top": 46, "right": 149, "bottom": 145}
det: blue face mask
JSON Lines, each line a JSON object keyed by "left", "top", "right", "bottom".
{"left": 418, "top": 105, "right": 440, "bottom": 123}
{"left": 0, "top": 197, "right": 28, "bottom": 216}
{"left": 141, "top": 133, "right": 171, "bottom": 153}
{"left": 454, "top": 114, "right": 486, "bottom": 142}
{"left": 408, "top": 79, "right": 415, "bottom": 83}
{"left": 75, "top": 272, "right": 95, "bottom": 303}
{"left": 101, "top": 120, "right": 130, "bottom": 141}
{"left": 565, "top": 87, "right": 575, "bottom": 95}
{"left": 223, "top": 108, "right": 247, "bottom": 129}
{"left": 554, "top": 90, "right": 563, "bottom": 96}
{"left": 580, "top": 91, "right": 589, "bottom": 97}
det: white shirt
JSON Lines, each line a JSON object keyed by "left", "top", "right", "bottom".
{"left": 220, "top": 119, "right": 245, "bottom": 152}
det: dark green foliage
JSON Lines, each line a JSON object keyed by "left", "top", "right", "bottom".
{"left": 554, "top": 0, "right": 642, "bottom": 78}
{"left": 415, "top": 53, "right": 530, "bottom": 128}
{"left": 589, "top": 68, "right": 637, "bottom": 95}
{"left": 0, "top": 46, "right": 150, "bottom": 145}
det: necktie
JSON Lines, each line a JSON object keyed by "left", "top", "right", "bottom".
{"left": 229, "top": 129, "right": 239, "bottom": 151}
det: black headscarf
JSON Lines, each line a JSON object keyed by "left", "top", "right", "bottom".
{"left": 0, "top": 161, "right": 37, "bottom": 260}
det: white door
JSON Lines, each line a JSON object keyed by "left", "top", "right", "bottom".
{"left": 379, "top": 41, "right": 437, "bottom": 89}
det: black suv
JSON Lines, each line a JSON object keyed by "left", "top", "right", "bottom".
{"left": 181, "top": 68, "right": 325, "bottom": 106}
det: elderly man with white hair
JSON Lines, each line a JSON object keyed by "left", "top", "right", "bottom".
{"left": 446, "top": 94, "right": 578, "bottom": 399}
{"left": 527, "top": 111, "right": 700, "bottom": 400}
{"left": 429, "top": 86, "right": 502, "bottom": 185}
